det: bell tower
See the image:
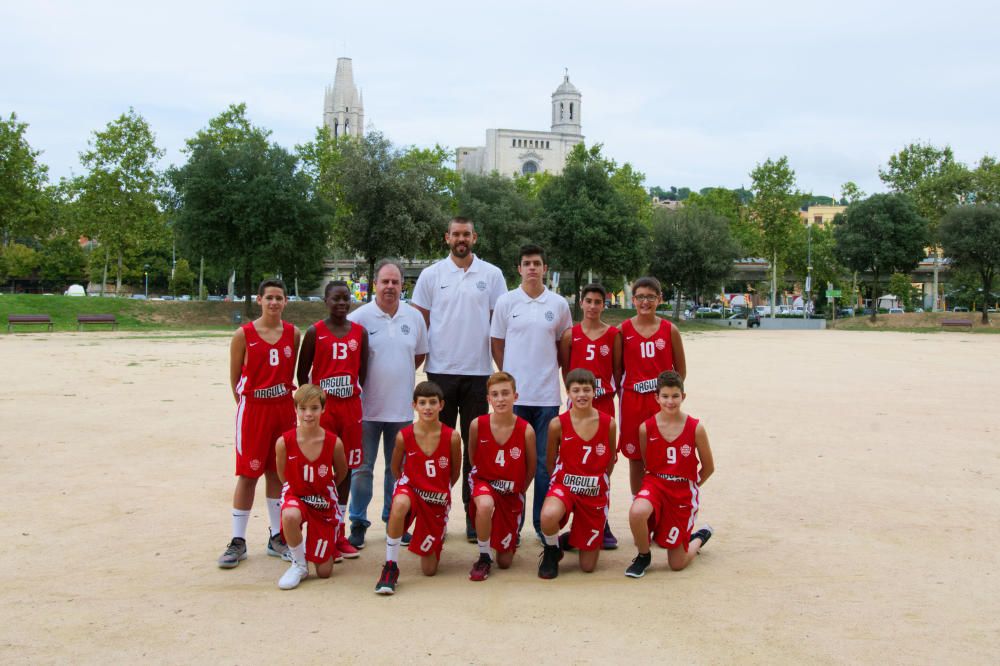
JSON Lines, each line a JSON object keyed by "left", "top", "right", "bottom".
{"left": 551, "top": 70, "right": 582, "bottom": 135}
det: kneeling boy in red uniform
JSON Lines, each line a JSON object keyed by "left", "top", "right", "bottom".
{"left": 466, "top": 371, "right": 536, "bottom": 581}
{"left": 375, "top": 381, "right": 462, "bottom": 595}
{"left": 626, "top": 370, "right": 715, "bottom": 578}
{"left": 275, "top": 384, "right": 348, "bottom": 589}
{"left": 538, "top": 369, "right": 617, "bottom": 579}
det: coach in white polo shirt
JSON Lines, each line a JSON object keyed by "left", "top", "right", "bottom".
{"left": 490, "top": 243, "right": 572, "bottom": 540}
{"left": 346, "top": 259, "right": 428, "bottom": 548}
{"left": 412, "top": 217, "right": 506, "bottom": 539}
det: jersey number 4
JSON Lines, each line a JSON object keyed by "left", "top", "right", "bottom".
{"left": 495, "top": 449, "right": 506, "bottom": 466}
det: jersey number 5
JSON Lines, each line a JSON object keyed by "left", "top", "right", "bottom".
{"left": 585, "top": 344, "right": 596, "bottom": 361}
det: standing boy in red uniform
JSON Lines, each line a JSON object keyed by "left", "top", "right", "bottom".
{"left": 619, "top": 277, "right": 687, "bottom": 496}
{"left": 626, "top": 370, "right": 715, "bottom": 578}
{"left": 218, "top": 279, "right": 301, "bottom": 568}
{"left": 374, "top": 381, "right": 462, "bottom": 595}
{"left": 538, "top": 369, "right": 617, "bottom": 579}
{"left": 466, "top": 371, "right": 536, "bottom": 581}
{"left": 297, "top": 280, "right": 369, "bottom": 560}
{"left": 274, "top": 384, "right": 348, "bottom": 589}
{"left": 559, "top": 283, "right": 622, "bottom": 549}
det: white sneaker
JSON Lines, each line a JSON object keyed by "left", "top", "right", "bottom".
{"left": 278, "top": 563, "right": 309, "bottom": 590}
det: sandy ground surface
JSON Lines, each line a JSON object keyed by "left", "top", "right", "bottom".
{"left": 2, "top": 328, "right": 999, "bottom": 665}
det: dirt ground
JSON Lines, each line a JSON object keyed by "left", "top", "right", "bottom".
{"left": 2, "top": 329, "right": 998, "bottom": 664}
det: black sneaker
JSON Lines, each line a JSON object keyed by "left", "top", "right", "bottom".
{"left": 625, "top": 552, "right": 652, "bottom": 578}
{"left": 691, "top": 525, "right": 714, "bottom": 548}
{"left": 538, "top": 544, "right": 563, "bottom": 579}
{"left": 217, "top": 537, "right": 247, "bottom": 568}
{"left": 374, "top": 561, "right": 400, "bottom": 595}
{"left": 558, "top": 533, "right": 575, "bottom": 551}
{"left": 348, "top": 523, "right": 367, "bottom": 550}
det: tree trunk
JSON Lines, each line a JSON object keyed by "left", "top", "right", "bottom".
{"left": 770, "top": 251, "right": 778, "bottom": 318}
{"left": 116, "top": 253, "right": 123, "bottom": 293}
{"left": 243, "top": 267, "right": 254, "bottom": 320}
{"left": 622, "top": 276, "right": 632, "bottom": 309}
{"left": 198, "top": 256, "right": 204, "bottom": 301}
{"left": 870, "top": 269, "right": 878, "bottom": 322}
{"left": 932, "top": 247, "right": 940, "bottom": 312}
{"left": 572, "top": 269, "right": 583, "bottom": 321}
{"left": 100, "top": 248, "right": 109, "bottom": 297}
{"left": 673, "top": 287, "right": 682, "bottom": 323}
{"left": 367, "top": 257, "right": 376, "bottom": 302}
{"left": 982, "top": 270, "right": 993, "bottom": 325}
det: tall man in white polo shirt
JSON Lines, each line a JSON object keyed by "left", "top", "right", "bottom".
{"left": 346, "top": 260, "right": 428, "bottom": 549}
{"left": 412, "top": 217, "right": 507, "bottom": 540}
{"left": 490, "top": 244, "right": 572, "bottom": 541}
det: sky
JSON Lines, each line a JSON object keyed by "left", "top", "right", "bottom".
{"left": 3, "top": 0, "right": 999, "bottom": 198}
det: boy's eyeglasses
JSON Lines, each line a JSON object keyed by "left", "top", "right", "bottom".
{"left": 633, "top": 295, "right": 658, "bottom": 302}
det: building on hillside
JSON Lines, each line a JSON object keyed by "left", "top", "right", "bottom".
{"left": 457, "top": 72, "right": 585, "bottom": 178}
{"left": 324, "top": 57, "right": 364, "bottom": 139}
{"left": 652, "top": 197, "right": 683, "bottom": 211}
{"left": 800, "top": 203, "right": 846, "bottom": 227}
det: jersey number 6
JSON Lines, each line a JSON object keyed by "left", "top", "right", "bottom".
{"left": 424, "top": 459, "right": 437, "bottom": 477}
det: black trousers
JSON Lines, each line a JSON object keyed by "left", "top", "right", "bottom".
{"left": 426, "top": 372, "right": 489, "bottom": 514}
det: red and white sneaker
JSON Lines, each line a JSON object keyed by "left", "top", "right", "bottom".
{"left": 336, "top": 535, "right": 360, "bottom": 559}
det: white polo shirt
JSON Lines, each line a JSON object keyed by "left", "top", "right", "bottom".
{"left": 411, "top": 254, "right": 507, "bottom": 375}
{"left": 490, "top": 286, "right": 572, "bottom": 407}
{"left": 348, "top": 300, "right": 428, "bottom": 422}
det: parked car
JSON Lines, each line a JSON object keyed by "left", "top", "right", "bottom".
{"left": 728, "top": 310, "right": 761, "bottom": 328}
{"left": 888, "top": 307, "right": 904, "bottom": 314}
{"left": 952, "top": 306, "right": 969, "bottom": 312}
{"left": 307, "top": 296, "right": 323, "bottom": 302}
{"left": 838, "top": 307, "right": 855, "bottom": 317}
{"left": 161, "top": 295, "right": 175, "bottom": 301}
{"left": 131, "top": 294, "right": 147, "bottom": 300}
{"left": 206, "top": 295, "right": 224, "bottom": 302}
{"left": 178, "top": 295, "right": 191, "bottom": 301}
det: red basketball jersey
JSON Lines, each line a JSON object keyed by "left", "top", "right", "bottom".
{"left": 281, "top": 428, "right": 339, "bottom": 514}
{"left": 470, "top": 415, "right": 529, "bottom": 494}
{"left": 552, "top": 411, "right": 613, "bottom": 497}
{"left": 398, "top": 424, "right": 454, "bottom": 506}
{"left": 237, "top": 321, "right": 296, "bottom": 400}
{"left": 642, "top": 415, "right": 700, "bottom": 482}
{"left": 311, "top": 320, "right": 363, "bottom": 399}
{"left": 621, "top": 318, "right": 674, "bottom": 394}
{"left": 568, "top": 324, "right": 619, "bottom": 399}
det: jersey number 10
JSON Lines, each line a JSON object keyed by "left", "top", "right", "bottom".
{"left": 639, "top": 341, "right": 656, "bottom": 358}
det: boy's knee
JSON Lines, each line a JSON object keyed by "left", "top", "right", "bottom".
{"left": 669, "top": 561, "right": 687, "bottom": 572}
{"left": 317, "top": 568, "right": 332, "bottom": 579}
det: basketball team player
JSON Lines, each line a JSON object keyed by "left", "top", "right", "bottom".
{"left": 297, "top": 280, "right": 369, "bottom": 560}
{"left": 618, "top": 277, "right": 686, "bottom": 496}
{"left": 626, "top": 371, "right": 715, "bottom": 578}
{"left": 558, "top": 283, "right": 622, "bottom": 549}
{"left": 374, "top": 381, "right": 462, "bottom": 595}
{"left": 538, "top": 369, "right": 617, "bottom": 579}
{"left": 466, "top": 371, "right": 536, "bottom": 581}
{"left": 218, "top": 279, "right": 300, "bottom": 569}
{"left": 274, "top": 384, "right": 348, "bottom": 589}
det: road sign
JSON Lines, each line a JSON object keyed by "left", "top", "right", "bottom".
{"left": 825, "top": 289, "right": 842, "bottom": 298}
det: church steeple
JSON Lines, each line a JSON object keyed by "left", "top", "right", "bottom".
{"left": 551, "top": 70, "right": 582, "bottom": 135}
{"left": 324, "top": 57, "right": 365, "bottom": 139}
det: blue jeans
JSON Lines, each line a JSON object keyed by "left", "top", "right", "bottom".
{"left": 513, "top": 404, "right": 560, "bottom": 534}
{"left": 349, "top": 420, "right": 410, "bottom": 528}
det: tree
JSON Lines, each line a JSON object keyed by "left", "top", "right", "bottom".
{"left": 170, "top": 257, "right": 196, "bottom": 296}
{"left": 1, "top": 242, "right": 39, "bottom": 286}
{"left": 840, "top": 181, "right": 866, "bottom": 205}
{"left": 749, "top": 157, "right": 801, "bottom": 316}
{"left": 940, "top": 205, "right": 1000, "bottom": 323}
{"left": 0, "top": 113, "right": 50, "bottom": 246}
{"left": 170, "top": 105, "right": 331, "bottom": 316}
{"left": 685, "top": 187, "right": 758, "bottom": 256}
{"left": 886, "top": 273, "right": 917, "bottom": 311}
{"left": 833, "top": 194, "right": 928, "bottom": 320}
{"left": 37, "top": 234, "right": 86, "bottom": 290}
{"left": 76, "top": 108, "right": 164, "bottom": 295}
{"left": 785, "top": 222, "right": 845, "bottom": 312}
{"left": 971, "top": 156, "right": 1000, "bottom": 204}
{"left": 454, "top": 172, "right": 537, "bottom": 281}
{"left": 537, "top": 143, "right": 647, "bottom": 317}
{"left": 648, "top": 207, "right": 739, "bottom": 321}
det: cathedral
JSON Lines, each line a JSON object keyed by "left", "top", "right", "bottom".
{"left": 323, "top": 57, "right": 364, "bottom": 139}
{"left": 457, "top": 72, "right": 585, "bottom": 178}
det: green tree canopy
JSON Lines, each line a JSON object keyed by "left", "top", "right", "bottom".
{"left": 749, "top": 156, "right": 800, "bottom": 315}
{"left": 0, "top": 112, "right": 50, "bottom": 245}
{"left": 940, "top": 204, "right": 1000, "bottom": 323}
{"left": 454, "top": 172, "right": 536, "bottom": 281}
{"left": 37, "top": 234, "right": 86, "bottom": 290}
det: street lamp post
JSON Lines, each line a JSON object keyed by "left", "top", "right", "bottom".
{"left": 806, "top": 224, "right": 813, "bottom": 318}
{"left": 144, "top": 264, "right": 150, "bottom": 299}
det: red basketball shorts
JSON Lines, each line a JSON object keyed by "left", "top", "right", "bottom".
{"left": 469, "top": 479, "right": 525, "bottom": 553}
{"left": 635, "top": 476, "right": 700, "bottom": 551}
{"left": 394, "top": 484, "right": 449, "bottom": 560}
{"left": 546, "top": 482, "right": 609, "bottom": 551}
{"left": 320, "top": 396, "right": 363, "bottom": 470}
{"left": 280, "top": 495, "right": 337, "bottom": 563}
{"left": 618, "top": 390, "right": 659, "bottom": 460}
{"left": 235, "top": 397, "right": 296, "bottom": 478}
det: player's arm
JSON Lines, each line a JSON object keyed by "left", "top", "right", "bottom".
{"left": 229, "top": 327, "right": 246, "bottom": 404}
{"left": 449, "top": 429, "right": 462, "bottom": 486}
{"left": 332, "top": 437, "right": 348, "bottom": 485}
{"left": 390, "top": 431, "right": 406, "bottom": 480}
{"left": 671, "top": 325, "right": 687, "bottom": 380}
{"left": 546, "top": 418, "right": 562, "bottom": 476}
{"left": 558, "top": 328, "right": 572, "bottom": 379}
{"left": 358, "top": 329, "right": 369, "bottom": 387}
{"left": 694, "top": 422, "right": 714, "bottom": 486}
{"left": 292, "top": 326, "right": 302, "bottom": 364}
{"left": 638, "top": 422, "right": 648, "bottom": 466}
{"left": 490, "top": 336, "right": 505, "bottom": 371}
{"left": 413, "top": 304, "right": 430, "bottom": 330}
{"left": 296, "top": 324, "right": 317, "bottom": 387}
{"left": 467, "top": 417, "right": 479, "bottom": 468}
{"left": 607, "top": 418, "right": 619, "bottom": 472}
{"left": 414, "top": 311, "right": 428, "bottom": 371}
{"left": 415, "top": 352, "right": 426, "bottom": 371}
{"left": 275, "top": 436, "right": 288, "bottom": 483}
{"left": 612, "top": 330, "right": 623, "bottom": 393}
{"left": 523, "top": 424, "right": 537, "bottom": 492}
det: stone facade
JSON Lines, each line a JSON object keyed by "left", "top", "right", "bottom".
{"left": 457, "top": 73, "right": 584, "bottom": 178}
{"left": 323, "top": 57, "right": 364, "bottom": 139}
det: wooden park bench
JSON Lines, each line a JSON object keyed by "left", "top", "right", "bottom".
{"left": 77, "top": 314, "right": 118, "bottom": 331}
{"left": 941, "top": 319, "right": 973, "bottom": 330}
{"left": 7, "top": 314, "right": 54, "bottom": 333}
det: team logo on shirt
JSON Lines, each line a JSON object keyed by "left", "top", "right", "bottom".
{"left": 401, "top": 324, "right": 411, "bottom": 335}
{"left": 553, "top": 487, "right": 564, "bottom": 496}
{"left": 626, "top": 442, "right": 636, "bottom": 454}
{"left": 600, "top": 344, "right": 610, "bottom": 357}
{"left": 509, "top": 446, "right": 522, "bottom": 460}
{"left": 250, "top": 459, "right": 262, "bottom": 472}
{"left": 545, "top": 310, "right": 554, "bottom": 322}
{"left": 476, "top": 280, "right": 487, "bottom": 291}
{"left": 681, "top": 444, "right": 692, "bottom": 457}
{"left": 348, "top": 339, "right": 359, "bottom": 352}
{"left": 637, "top": 489, "right": 650, "bottom": 497}
{"left": 437, "top": 455, "right": 449, "bottom": 469}
{"left": 596, "top": 443, "right": 607, "bottom": 457}
{"left": 284, "top": 345, "right": 293, "bottom": 358}
{"left": 655, "top": 338, "right": 666, "bottom": 351}
{"left": 318, "top": 464, "right": 329, "bottom": 478}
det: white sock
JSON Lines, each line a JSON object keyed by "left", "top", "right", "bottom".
{"left": 338, "top": 503, "right": 348, "bottom": 524}
{"left": 386, "top": 536, "right": 401, "bottom": 562}
{"left": 477, "top": 539, "right": 491, "bottom": 557}
{"left": 290, "top": 542, "right": 306, "bottom": 567}
{"left": 232, "top": 509, "right": 250, "bottom": 540}
{"left": 543, "top": 532, "right": 559, "bottom": 547}
{"left": 266, "top": 498, "right": 282, "bottom": 537}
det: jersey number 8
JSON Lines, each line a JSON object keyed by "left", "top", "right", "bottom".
{"left": 269, "top": 348, "right": 280, "bottom": 366}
